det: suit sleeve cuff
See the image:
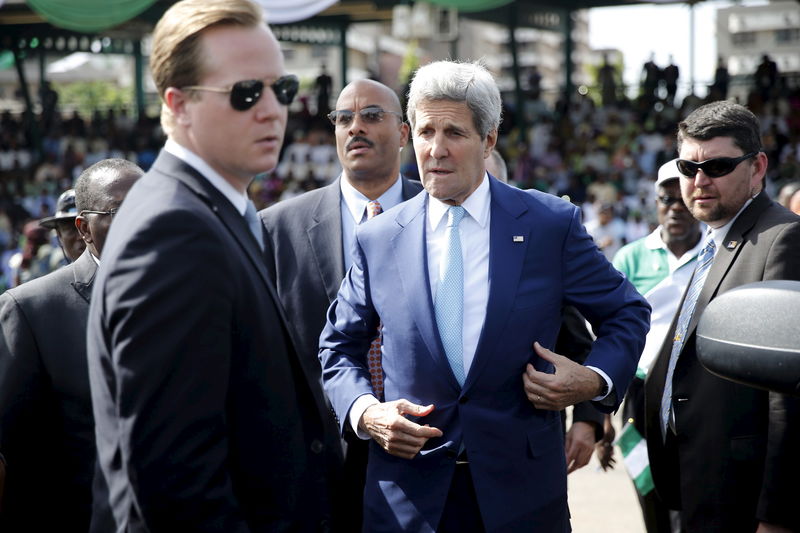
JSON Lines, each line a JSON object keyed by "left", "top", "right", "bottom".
{"left": 349, "top": 394, "right": 379, "bottom": 440}
{"left": 586, "top": 366, "right": 613, "bottom": 401}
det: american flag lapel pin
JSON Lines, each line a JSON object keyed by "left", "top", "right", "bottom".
{"left": 513, "top": 235, "right": 524, "bottom": 243}
{"left": 725, "top": 240, "right": 738, "bottom": 250}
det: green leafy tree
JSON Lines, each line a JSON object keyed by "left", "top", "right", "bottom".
{"left": 53, "top": 80, "right": 133, "bottom": 116}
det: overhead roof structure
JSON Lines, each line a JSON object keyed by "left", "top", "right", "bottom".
{"left": 1, "top": 0, "right": 698, "bottom": 148}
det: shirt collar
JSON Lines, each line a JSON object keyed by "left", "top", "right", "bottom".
{"left": 646, "top": 225, "right": 707, "bottom": 266}
{"left": 164, "top": 138, "right": 249, "bottom": 215}
{"left": 709, "top": 197, "right": 754, "bottom": 251}
{"left": 340, "top": 173, "right": 404, "bottom": 223}
{"left": 428, "top": 172, "right": 490, "bottom": 231}
{"left": 644, "top": 227, "right": 665, "bottom": 250}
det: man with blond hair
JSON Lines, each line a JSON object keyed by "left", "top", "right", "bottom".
{"left": 86, "top": 1, "right": 342, "bottom": 531}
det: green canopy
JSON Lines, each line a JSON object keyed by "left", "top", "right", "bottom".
{"left": 26, "top": 0, "right": 158, "bottom": 32}
{"left": 426, "top": 0, "right": 515, "bottom": 12}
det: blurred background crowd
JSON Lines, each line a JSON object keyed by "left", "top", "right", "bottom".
{"left": 2, "top": 0, "right": 800, "bottom": 293}
{"left": 3, "top": 55, "right": 799, "bottom": 291}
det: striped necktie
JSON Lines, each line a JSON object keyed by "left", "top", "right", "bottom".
{"left": 660, "top": 234, "right": 716, "bottom": 437}
{"left": 365, "top": 200, "right": 385, "bottom": 397}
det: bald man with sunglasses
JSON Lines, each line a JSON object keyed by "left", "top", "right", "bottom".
{"left": 644, "top": 101, "right": 800, "bottom": 533}
{"left": 86, "top": 1, "right": 343, "bottom": 531}
{"left": 261, "top": 78, "right": 422, "bottom": 530}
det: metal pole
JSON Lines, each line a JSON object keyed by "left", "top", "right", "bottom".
{"left": 134, "top": 40, "right": 145, "bottom": 118}
{"left": 340, "top": 21, "right": 349, "bottom": 89}
{"left": 450, "top": 13, "right": 459, "bottom": 59}
{"left": 508, "top": 4, "right": 525, "bottom": 141}
{"left": 564, "top": 8, "right": 574, "bottom": 105}
{"left": 39, "top": 48, "right": 46, "bottom": 85}
{"left": 689, "top": 1, "right": 696, "bottom": 95}
{"left": 13, "top": 47, "right": 41, "bottom": 160}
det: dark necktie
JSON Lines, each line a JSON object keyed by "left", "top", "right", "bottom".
{"left": 365, "top": 200, "right": 385, "bottom": 397}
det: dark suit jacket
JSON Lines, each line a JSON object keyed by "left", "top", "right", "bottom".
{"left": 320, "top": 177, "right": 650, "bottom": 532}
{"left": 260, "top": 176, "right": 423, "bottom": 382}
{"left": 0, "top": 250, "right": 97, "bottom": 532}
{"left": 645, "top": 192, "right": 800, "bottom": 532}
{"left": 260, "top": 175, "right": 422, "bottom": 530}
{"left": 87, "top": 150, "right": 342, "bottom": 533}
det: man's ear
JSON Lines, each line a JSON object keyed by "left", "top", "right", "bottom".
{"left": 483, "top": 128, "right": 498, "bottom": 158}
{"left": 75, "top": 215, "right": 93, "bottom": 245}
{"left": 399, "top": 121, "right": 410, "bottom": 147}
{"left": 164, "top": 87, "right": 192, "bottom": 127}
{"left": 750, "top": 151, "right": 768, "bottom": 193}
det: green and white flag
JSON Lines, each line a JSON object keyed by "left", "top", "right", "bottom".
{"left": 616, "top": 421, "right": 654, "bottom": 496}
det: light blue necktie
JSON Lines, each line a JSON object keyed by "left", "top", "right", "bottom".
{"left": 660, "top": 235, "right": 716, "bottom": 437}
{"left": 244, "top": 199, "right": 264, "bottom": 252}
{"left": 435, "top": 205, "right": 466, "bottom": 386}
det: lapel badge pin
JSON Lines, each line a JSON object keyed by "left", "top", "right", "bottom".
{"left": 725, "top": 240, "right": 738, "bottom": 249}
{"left": 513, "top": 235, "right": 524, "bottom": 243}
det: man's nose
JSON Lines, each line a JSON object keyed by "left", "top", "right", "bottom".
{"left": 430, "top": 133, "right": 448, "bottom": 159}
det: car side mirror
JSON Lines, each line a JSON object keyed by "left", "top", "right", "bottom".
{"left": 696, "top": 280, "right": 800, "bottom": 396}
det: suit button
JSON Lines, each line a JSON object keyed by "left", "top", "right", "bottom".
{"left": 459, "top": 396, "right": 468, "bottom": 404}
{"left": 310, "top": 439, "right": 324, "bottom": 454}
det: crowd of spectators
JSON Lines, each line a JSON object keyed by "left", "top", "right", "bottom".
{"left": 2, "top": 70, "right": 799, "bottom": 292}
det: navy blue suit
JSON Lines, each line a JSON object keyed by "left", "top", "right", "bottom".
{"left": 320, "top": 177, "right": 650, "bottom": 532}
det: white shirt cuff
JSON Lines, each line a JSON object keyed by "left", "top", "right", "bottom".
{"left": 586, "top": 366, "right": 614, "bottom": 401}
{"left": 349, "top": 393, "right": 380, "bottom": 440}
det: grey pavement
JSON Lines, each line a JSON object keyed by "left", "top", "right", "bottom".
{"left": 567, "top": 412, "right": 646, "bottom": 533}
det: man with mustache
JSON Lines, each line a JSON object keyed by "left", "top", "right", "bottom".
{"left": 318, "top": 60, "right": 650, "bottom": 533}
{"left": 261, "top": 78, "right": 422, "bottom": 530}
{"left": 644, "top": 101, "right": 800, "bottom": 532}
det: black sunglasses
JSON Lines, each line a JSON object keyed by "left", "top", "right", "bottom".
{"left": 676, "top": 152, "right": 758, "bottom": 179}
{"left": 79, "top": 208, "right": 117, "bottom": 217}
{"left": 183, "top": 74, "right": 299, "bottom": 111}
{"left": 657, "top": 195, "right": 684, "bottom": 207}
{"left": 327, "top": 106, "right": 404, "bottom": 127}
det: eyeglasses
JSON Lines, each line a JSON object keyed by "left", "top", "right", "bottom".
{"left": 676, "top": 152, "right": 758, "bottom": 179}
{"left": 657, "top": 195, "right": 685, "bottom": 207}
{"left": 183, "top": 74, "right": 299, "bottom": 111}
{"left": 79, "top": 208, "right": 117, "bottom": 217}
{"left": 327, "top": 106, "right": 404, "bottom": 127}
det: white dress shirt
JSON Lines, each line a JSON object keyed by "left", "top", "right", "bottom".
{"left": 708, "top": 197, "right": 754, "bottom": 251}
{"left": 164, "top": 138, "right": 249, "bottom": 216}
{"left": 426, "top": 173, "right": 491, "bottom": 376}
{"left": 349, "top": 174, "right": 490, "bottom": 435}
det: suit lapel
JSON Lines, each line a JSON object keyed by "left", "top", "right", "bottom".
{"left": 153, "top": 151, "right": 331, "bottom": 409}
{"left": 465, "top": 178, "right": 530, "bottom": 388}
{"left": 392, "top": 193, "right": 461, "bottom": 389}
{"left": 155, "top": 152, "right": 274, "bottom": 292}
{"left": 70, "top": 249, "right": 98, "bottom": 303}
{"left": 308, "top": 180, "right": 346, "bottom": 302}
{"left": 686, "top": 192, "right": 770, "bottom": 338}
